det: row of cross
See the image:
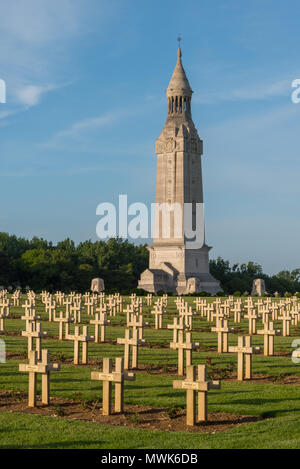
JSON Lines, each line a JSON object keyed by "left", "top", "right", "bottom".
{"left": 2, "top": 290, "right": 300, "bottom": 427}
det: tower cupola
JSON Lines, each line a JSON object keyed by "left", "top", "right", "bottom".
{"left": 166, "top": 47, "right": 193, "bottom": 116}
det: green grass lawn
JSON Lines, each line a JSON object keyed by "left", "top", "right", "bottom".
{"left": 1, "top": 412, "right": 300, "bottom": 449}
{"left": 1, "top": 295, "right": 300, "bottom": 449}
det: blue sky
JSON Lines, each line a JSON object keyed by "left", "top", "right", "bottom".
{"left": 0, "top": 0, "right": 299, "bottom": 274}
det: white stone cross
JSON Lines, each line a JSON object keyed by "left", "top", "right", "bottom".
{"left": 91, "top": 357, "right": 135, "bottom": 415}
{"left": 19, "top": 350, "right": 60, "bottom": 407}
{"left": 173, "top": 364, "right": 220, "bottom": 426}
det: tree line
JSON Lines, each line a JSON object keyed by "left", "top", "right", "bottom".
{"left": 0, "top": 232, "right": 299, "bottom": 295}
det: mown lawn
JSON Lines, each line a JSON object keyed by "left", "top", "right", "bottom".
{"left": 1, "top": 412, "right": 300, "bottom": 449}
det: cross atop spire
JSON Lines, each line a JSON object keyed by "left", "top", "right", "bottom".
{"left": 177, "top": 34, "right": 182, "bottom": 58}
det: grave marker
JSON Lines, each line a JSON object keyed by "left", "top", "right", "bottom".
{"left": 151, "top": 305, "right": 164, "bottom": 329}
{"left": 66, "top": 325, "right": 94, "bottom": 364}
{"left": 167, "top": 316, "right": 189, "bottom": 343}
{"left": 257, "top": 321, "right": 280, "bottom": 356}
{"left": 90, "top": 313, "right": 111, "bottom": 343}
{"left": 53, "top": 311, "right": 74, "bottom": 340}
{"left": 173, "top": 364, "right": 220, "bottom": 425}
{"left": 70, "top": 303, "right": 82, "bottom": 324}
{"left": 22, "top": 322, "right": 47, "bottom": 359}
{"left": 91, "top": 357, "right": 135, "bottom": 415}
{"left": 278, "top": 309, "right": 291, "bottom": 336}
{"left": 170, "top": 331, "right": 200, "bottom": 375}
{"left": 0, "top": 307, "right": 9, "bottom": 334}
{"left": 229, "top": 336, "right": 260, "bottom": 381}
{"left": 244, "top": 309, "right": 258, "bottom": 335}
{"left": 211, "top": 318, "right": 234, "bottom": 353}
{"left": 127, "top": 313, "right": 148, "bottom": 340}
{"left": 19, "top": 350, "right": 60, "bottom": 407}
{"left": 117, "top": 328, "right": 145, "bottom": 369}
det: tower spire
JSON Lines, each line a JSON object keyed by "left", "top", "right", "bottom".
{"left": 167, "top": 37, "right": 192, "bottom": 116}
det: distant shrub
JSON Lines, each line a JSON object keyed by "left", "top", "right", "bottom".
{"left": 233, "top": 291, "right": 241, "bottom": 297}
{"left": 156, "top": 290, "right": 165, "bottom": 296}
{"left": 131, "top": 288, "right": 147, "bottom": 296}
{"left": 104, "top": 288, "right": 118, "bottom": 294}
{"left": 284, "top": 292, "right": 292, "bottom": 298}
{"left": 216, "top": 291, "right": 225, "bottom": 297}
{"left": 198, "top": 291, "right": 211, "bottom": 297}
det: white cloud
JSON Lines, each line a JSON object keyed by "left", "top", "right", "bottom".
{"left": 0, "top": 0, "right": 113, "bottom": 116}
{"left": 56, "top": 112, "right": 123, "bottom": 138}
{"left": 0, "top": 1, "right": 81, "bottom": 44}
{"left": 0, "top": 110, "right": 16, "bottom": 120}
{"left": 0, "top": 1, "right": 85, "bottom": 81}
{"left": 41, "top": 107, "right": 141, "bottom": 149}
{"left": 15, "top": 84, "right": 58, "bottom": 107}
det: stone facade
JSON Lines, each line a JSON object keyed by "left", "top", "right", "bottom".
{"left": 138, "top": 47, "right": 220, "bottom": 295}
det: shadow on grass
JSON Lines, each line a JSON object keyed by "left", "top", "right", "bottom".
{"left": 230, "top": 397, "right": 300, "bottom": 406}
{"left": 261, "top": 408, "right": 300, "bottom": 418}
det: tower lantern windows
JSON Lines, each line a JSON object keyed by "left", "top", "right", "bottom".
{"left": 168, "top": 95, "right": 190, "bottom": 115}
{"left": 168, "top": 95, "right": 187, "bottom": 114}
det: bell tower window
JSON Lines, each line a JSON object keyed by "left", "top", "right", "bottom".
{"left": 184, "top": 97, "right": 187, "bottom": 112}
